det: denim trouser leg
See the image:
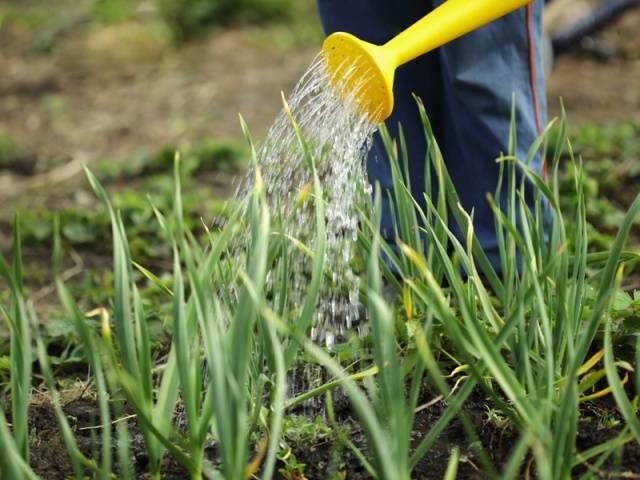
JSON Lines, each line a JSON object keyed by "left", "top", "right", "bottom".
{"left": 436, "top": 0, "right": 548, "bottom": 265}
{"left": 316, "top": 0, "right": 548, "bottom": 269}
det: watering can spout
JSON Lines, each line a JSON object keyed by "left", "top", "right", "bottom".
{"left": 322, "top": 33, "right": 397, "bottom": 124}
{"left": 322, "top": 0, "right": 532, "bottom": 123}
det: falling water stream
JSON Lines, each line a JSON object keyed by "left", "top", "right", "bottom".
{"left": 225, "top": 54, "right": 381, "bottom": 412}
{"left": 246, "top": 55, "right": 378, "bottom": 347}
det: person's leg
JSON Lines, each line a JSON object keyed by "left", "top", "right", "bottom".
{"left": 316, "top": 0, "right": 444, "bottom": 243}
{"left": 436, "top": 0, "right": 548, "bottom": 267}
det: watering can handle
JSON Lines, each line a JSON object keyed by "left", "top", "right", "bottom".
{"left": 385, "top": 0, "right": 532, "bottom": 67}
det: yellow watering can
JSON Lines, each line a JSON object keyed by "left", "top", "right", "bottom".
{"left": 322, "top": 0, "right": 532, "bottom": 123}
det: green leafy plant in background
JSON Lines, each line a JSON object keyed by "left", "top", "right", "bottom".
{"left": 94, "top": 140, "right": 249, "bottom": 181}
{"left": 557, "top": 120, "right": 640, "bottom": 250}
{"left": 10, "top": 139, "right": 246, "bottom": 269}
{"left": 93, "top": 0, "right": 131, "bottom": 23}
{"left": 155, "top": 0, "right": 295, "bottom": 40}
{"left": 0, "top": 131, "right": 16, "bottom": 168}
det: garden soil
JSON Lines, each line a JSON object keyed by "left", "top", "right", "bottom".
{"left": 22, "top": 384, "right": 640, "bottom": 479}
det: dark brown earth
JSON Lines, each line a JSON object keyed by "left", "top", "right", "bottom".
{"left": 289, "top": 386, "right": 640, "bottom": 480}
{"left": 23, "top": 386, "right": 640, "bottom": 479}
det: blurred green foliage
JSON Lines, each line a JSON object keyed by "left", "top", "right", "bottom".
{"left": 94, "top": 139, "right": 248, "bottom": 180}
{"left": 0, "top": 5, "right": 52, "bottom": 31}
{"left": 10, "top": 139, "right": 246, "bottom": 261}
{"left": 554, "top": 120, "right": 640, "bottom": 250}
{"left": 155, "top": 0, "right": 295, "bottom": 40}
{"left": 93, "top": 0, "right": 132, "bottom": 23}
{"left": 0, "top": 131, "right": 16, "bottom": 168}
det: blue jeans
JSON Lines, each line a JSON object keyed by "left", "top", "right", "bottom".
{"left": 316, "top": 0, "right": 548, "bottom": 269}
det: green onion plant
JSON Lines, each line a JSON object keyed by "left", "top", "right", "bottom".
{"left": 357, "top": 99, "right": 640, "bottom": 478}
